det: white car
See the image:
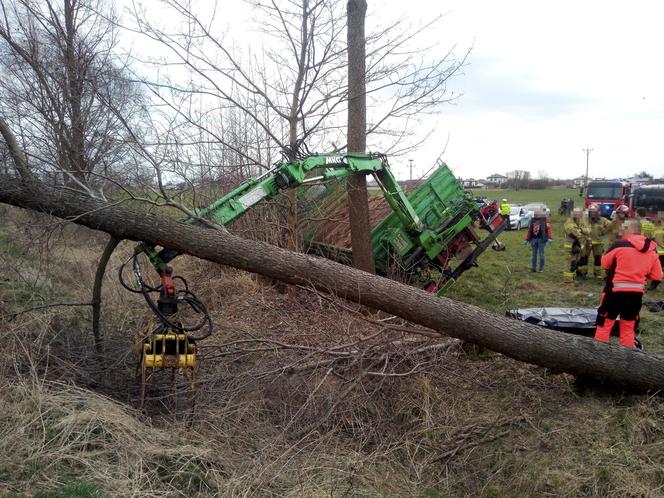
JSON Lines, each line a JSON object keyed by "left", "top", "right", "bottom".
{"left": 523, "top": 203, "right": 551, "bottom": 217}
{"left": 509, "top": 206, "right": 532, "bottom": 230}
{"left": 523, "top": 202, "right": 551, "bottom": 218}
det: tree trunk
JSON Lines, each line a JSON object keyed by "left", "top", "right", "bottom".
{"left": 346, "top": 0, "right": 375, "bottom": 274}
{"left": 91, "top": 236, "right": 121, "bottom": 353}
{"left": 1, "top": 176, "right": 664, "bottom": 392}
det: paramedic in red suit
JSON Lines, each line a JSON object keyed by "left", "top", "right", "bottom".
{"left": 594, "top": 220, "right": 663, "bottom": 348}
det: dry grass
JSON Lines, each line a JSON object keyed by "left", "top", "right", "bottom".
{"left": 0, "top": 379, "right": 221, "bottom": 497}
{"left": 2, "top": 205, "right": 664, "bottom": 497}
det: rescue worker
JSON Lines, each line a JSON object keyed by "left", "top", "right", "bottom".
{"left": 500, "top": 199, "right": 510, "bottom": 229}
{"left": 524, "top": 209, "right": 552, "bottom": 272}
{"left": 587, "top": 203, "right": 611, "bottom": 278}
{"left": 594, "top": 220, "right": 662, "bottom": 348}
{"left": 653, "top": 211, "right": 664, "bottom": 265}
{"left": 637, "top": 207, "right": 655, "bottom": 238}
{"left": 563, "top": 208, "right": 591, "bottom": 282}
{"left": 608, "top": 205, "right": 630, "bottom": 242}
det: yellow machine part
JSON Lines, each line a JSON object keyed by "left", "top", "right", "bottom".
{"left": 141, "top": 332, "right": 197, "bottom": 369}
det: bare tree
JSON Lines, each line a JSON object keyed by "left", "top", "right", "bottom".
{"left": 636, "top": 170, "right": 653, "bottom": 180}
{"left": 507, "top": 169, "right": 530, "bottom": 190}
{"left": 127, "top": 0, "right": 468, "bottom": 237}
{"left": 0, "top": 0, "right": 143, "bottom": 195}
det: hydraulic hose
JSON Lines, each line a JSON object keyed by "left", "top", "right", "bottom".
{"left": 118, "top": 252, "right": 213, "bottom": 340}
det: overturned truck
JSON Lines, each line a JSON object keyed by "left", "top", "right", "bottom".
{"left": 294, "top": 153, "right": 506, "bottom": 294}
{"left": 143, "top": 152, "right": 505, "bottom": 296}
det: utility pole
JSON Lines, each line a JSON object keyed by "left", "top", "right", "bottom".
{"left": 409, "top": 159, "right": 414, "bottom": 181}
{"left": 583, "top": 147, "right": 593, "bottom": 192}
{"left": 346, "top": 0, "right": 375, "bottom": 274}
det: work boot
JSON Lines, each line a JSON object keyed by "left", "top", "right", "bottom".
{"left": 594, "top": 318, "right": 615, "bottom": 343}
{"left": 619, "top": 319, "right": 636, "bottom": 348}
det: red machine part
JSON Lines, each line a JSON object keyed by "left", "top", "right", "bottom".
{"left": 421, "top": 228, "right": 479, "bottom": 294}
{"left": 161, "top": 265, "right": 176, "bottom": 297}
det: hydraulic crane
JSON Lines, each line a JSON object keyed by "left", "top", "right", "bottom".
{"left": 121, "top": 152, "right": 506, "bottom": 404}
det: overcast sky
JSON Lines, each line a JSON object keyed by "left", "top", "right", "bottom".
{"left": 123, "top": 0, "right": 664, "bottom": 181}
{"left": 372, "top": 0, "right": 664, "bottom": 180}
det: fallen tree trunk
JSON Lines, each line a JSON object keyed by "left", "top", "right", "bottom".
{"left": 1, "top": 176, "right": 664, "bottom": 391}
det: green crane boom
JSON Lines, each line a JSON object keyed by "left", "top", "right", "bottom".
{"left": 137, "top": 152, "right": 506, "bottom": 295}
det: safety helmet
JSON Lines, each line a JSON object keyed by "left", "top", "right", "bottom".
{"left": 502, "top": 198, "right": 508, "bottom": 202}
{"left": 616, "top": 204, "right": 630, "bottom": 214}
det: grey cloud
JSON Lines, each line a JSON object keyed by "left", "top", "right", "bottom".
{"left": 447, "top": 55, "right": 598, "bottom": 118}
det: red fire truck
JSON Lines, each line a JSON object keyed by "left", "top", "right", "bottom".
{"left": 584, "top": 180, "right": 631, "bottom": 218}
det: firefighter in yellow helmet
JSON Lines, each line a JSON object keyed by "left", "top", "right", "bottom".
{"left": 637, "top": 207, "right": 655, "bottom": 238}
{"left": 609, "top": 204, "right": 630, "bottom": 242}
{"left": 587, "top": 203, "right": 611, "bottom": 279}
{"left": 564, "top": 207, "right": 591, "bottom": 282}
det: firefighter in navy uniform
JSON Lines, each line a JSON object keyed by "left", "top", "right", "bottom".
{"left": 594, "top": 220, "right": 663, "bottom": 348}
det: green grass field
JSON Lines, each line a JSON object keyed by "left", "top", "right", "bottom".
{"left": 445, "top": 188, "right": 664, "bottom": 353}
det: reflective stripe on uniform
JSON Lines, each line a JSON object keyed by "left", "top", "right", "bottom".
{"left": 564, "top": 243, "right": 572, "bottom": 249}
{"left": 613, "top": 282, "right": 646, "bottom": 290}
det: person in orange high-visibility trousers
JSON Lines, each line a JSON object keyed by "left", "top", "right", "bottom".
{"left": 594, "top": 220, "right": 663, "bottom": 348}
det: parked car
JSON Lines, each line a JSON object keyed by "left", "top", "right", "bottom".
{"left": 523, "top": 202, "right": 551, "bottom": 217}
{"left": 509, "top": 205, "right": 532, "bottom": 230}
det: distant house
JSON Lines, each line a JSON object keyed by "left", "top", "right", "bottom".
{"left": 485, "top": 173, "right": 507, "bottom": 186}
{"left": 572, "top": 176, "right": 586, "bottom": 188}
{"left": 460, "top": 178, "right": 485, "bottom": 189}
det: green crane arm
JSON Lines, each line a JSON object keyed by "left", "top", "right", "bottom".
{"left": 139, "top": 152, "right": 423, "bottom": 271}
{"left": 192, "top": 152, "right": 422, "bottom": 230}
